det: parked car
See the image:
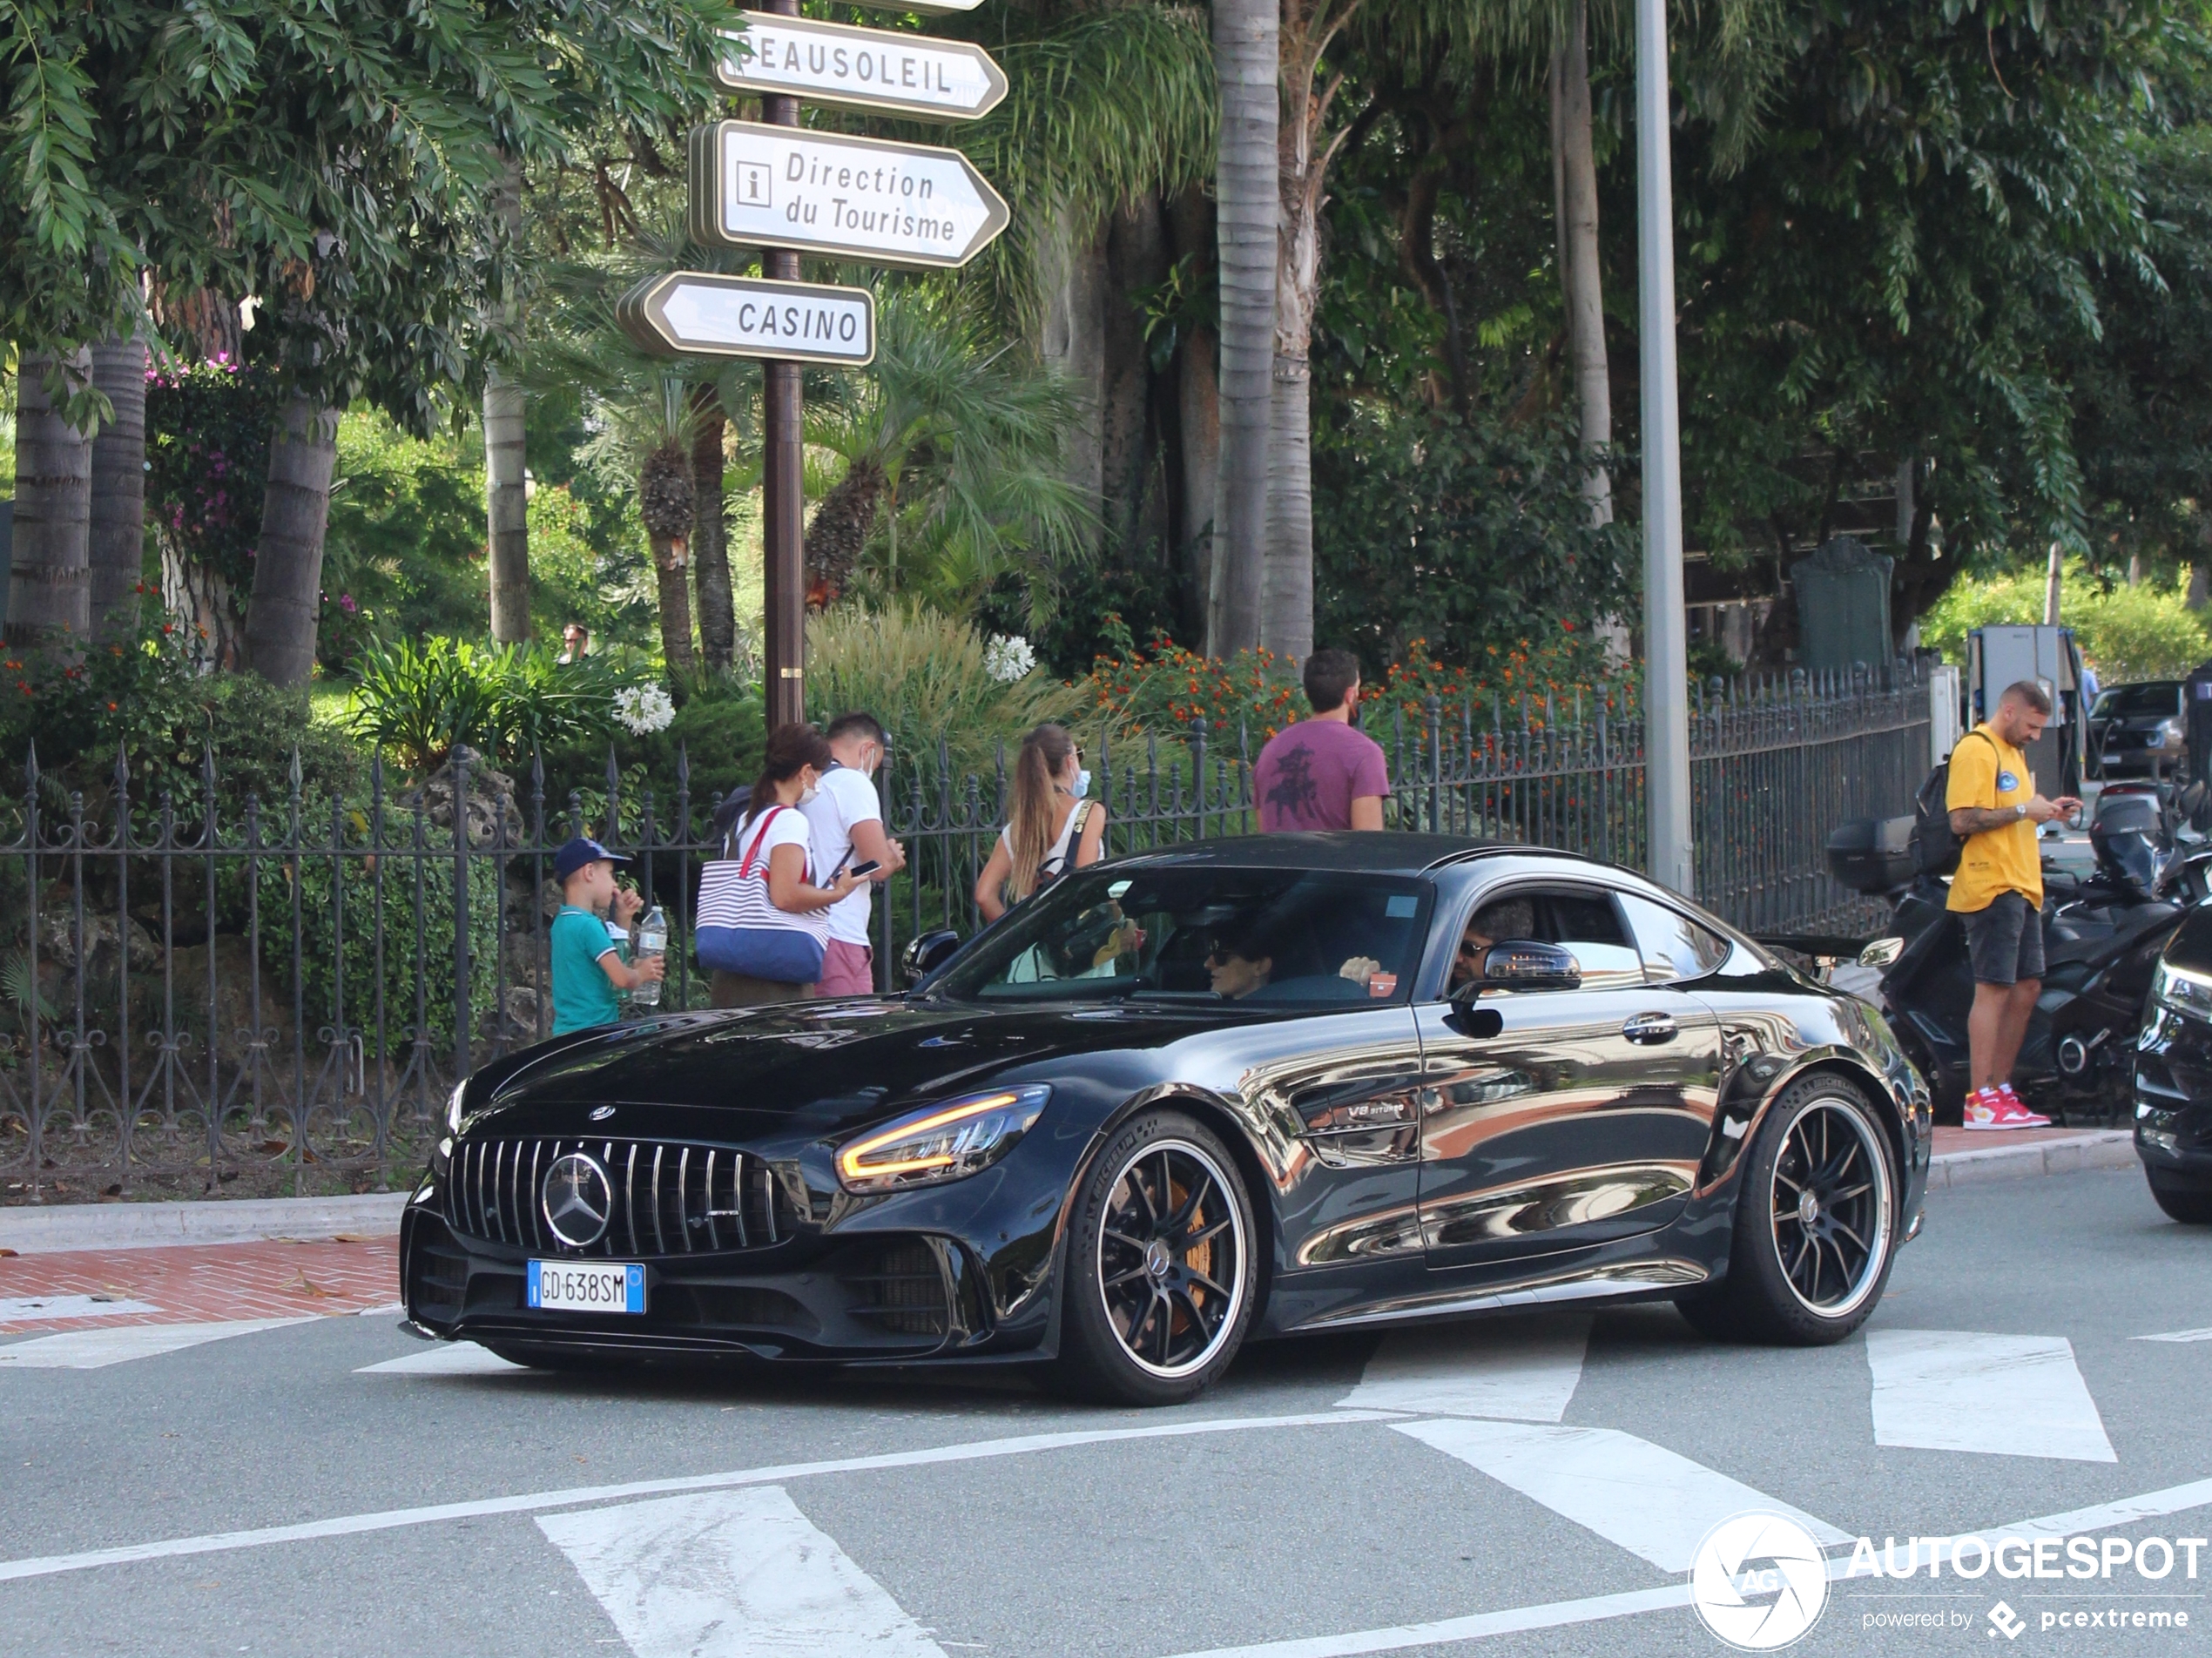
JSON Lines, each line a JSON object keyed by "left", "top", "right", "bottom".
{"left": 400, "top": 835, "right": 1932, "bottom": 1404}
{"left": 2134, "top": 903, "right": 2212, "bottom": 1223}
{"left": 2089, "top": 680, "right": 2187, "bottom": 779}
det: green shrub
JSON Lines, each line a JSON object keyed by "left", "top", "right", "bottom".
{"left": 806, "top": 603, "right": 1109, "bottom": 775}
{"left": 536, "top": 674, "right": 765, "bottom": 821}
{"left": 345, "top": 637, "right": 637, "bottom": 773}
{"left": 1919, "top": 563, "right": 2209, "bottom": 683}
{"left": 260, "top": 801, "right": 503, "bottom": 1064}
{"left": 1, "top": 610, "right": 357, "bottom": 810}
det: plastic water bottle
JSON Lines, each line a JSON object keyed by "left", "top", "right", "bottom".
{"left": 632, "top": 904, "right": 667, "bottom": 1007}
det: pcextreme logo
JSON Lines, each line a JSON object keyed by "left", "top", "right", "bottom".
{"left": 1690, "top": 1512, "right": 1831, "bottom": 1651}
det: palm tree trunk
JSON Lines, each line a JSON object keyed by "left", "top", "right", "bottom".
{"left": 639, "top": 441, "right": 697, "bottom": 677}
{"left": 484, "top": 158, "right": 530, "bottom": 644}
{"left": 244, "top": 394, "right": 340, "bottom": 687}
{"left": 691, "top": 387, "right": 735, "bottom": 673}
{"left": 484, "top": 366, "right": 530, "bottom": 642}
{"left": 1208, "top": 0, "right": 1278, "bottom": 657}
{"left": 6, "top": 350, "right": 93, "bottom": 648}
{"left": 1558, "top": 0, "right": 1611, "bottom": 525}
{"left": 1264, "top": 131, "right": 1320, "bottom": 658}
{"left": 88, "top": 334, "right": 149, "bottom": 641}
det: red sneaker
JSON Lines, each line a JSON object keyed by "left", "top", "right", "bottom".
{"left": 1993, "top": 1082, "right": 2052, "bottom": 1129}
{"left": 1962, "top": 1088, "right": 2006, "bottom": 1130}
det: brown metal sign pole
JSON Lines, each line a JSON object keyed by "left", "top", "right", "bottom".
{"left": 760, "top": 0, "right": 806, "bottom": 730}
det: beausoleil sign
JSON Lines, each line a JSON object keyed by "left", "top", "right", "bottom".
{"left": 718, "top": 14, "right": 1007, "bottom": 121}
{"left": 688, "top": 120, "right": 1009, "bottom": 269}
{"left": 617, "top": 272, "right": 875, "bottom": 365}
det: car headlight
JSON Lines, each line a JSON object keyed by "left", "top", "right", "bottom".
{"left": 2153, "top": 959, "right": 2212, "bottom": 1022}
{"left": 836, "top": 1086, "right": 1050, "bottom": 1194}
{"left": 446, "top": 1081, "right": 468, "bottom": 1135}
{"left": 2161, "top": 717, "right": 2187, "bottom": 745}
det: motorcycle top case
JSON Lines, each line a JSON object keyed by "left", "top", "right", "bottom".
{"left": 1826, "top": 813, "right": 1918, "bottom": 895}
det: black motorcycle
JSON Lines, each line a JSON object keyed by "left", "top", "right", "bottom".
{"left": 1824, "top": 784, "right": 2212, "bottom": 1123}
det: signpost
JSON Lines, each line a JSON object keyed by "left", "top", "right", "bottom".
{"left": 640, "top": 0, "right": 1007, "bottom": 725}
{"left": 718, "top": 15, "right": 1007, "bottom": 121}
{"left": 617, "top": 272, "right": 876, "bottom": 365}
{"left": 688, "top": 120, "right": 1009, "bottom": 269}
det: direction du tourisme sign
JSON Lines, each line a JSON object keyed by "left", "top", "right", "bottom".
{"left": 624, "top": 14, "right": 1008, "bottom": 361}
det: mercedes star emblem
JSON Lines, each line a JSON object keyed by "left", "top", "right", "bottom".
{"left": 543, "top": 1151, "right": 614, "bottom": 1249}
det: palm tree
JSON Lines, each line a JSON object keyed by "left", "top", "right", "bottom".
{"left": 6, "top": 351, "right": 93, "bottom": 648}
{"left": 88, "top": 334, "right": 148, "bottom": 640}
{"left": 244, "top": 395, "right": 341, "bottom": 687}
{"left": 805, "top": 286, "right": 1096, "bottom": 629}
{"left": 1211, "top": 0, "right": 1278, "bottom": 657}
{"left": 485, "top": 158, "right": 531, "bottom": 644}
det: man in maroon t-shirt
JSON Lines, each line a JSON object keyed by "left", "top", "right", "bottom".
{"left": 1253, "top": 649, "right": 1391, "bottom": 832}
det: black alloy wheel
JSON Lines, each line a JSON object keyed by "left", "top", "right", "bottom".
{"left": 1678, "top": 1074, "right": 1898, "bottom": 1345}
{"left": 1056, "top": 1109, "right": 1257, "bottom": 1405}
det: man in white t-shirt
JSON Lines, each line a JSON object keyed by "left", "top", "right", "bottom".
{"left": 801, "top": 711, "right": 907, "bottom": 996}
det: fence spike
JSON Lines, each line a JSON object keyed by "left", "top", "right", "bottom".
{"left": 676, "top": 740, "right": 690, "bottom": 791}
{"left": 23, "top": 737, "right": 36, "bottom": 789}
{"left": 289, "top": 745, "right": 302, "bottom": 797}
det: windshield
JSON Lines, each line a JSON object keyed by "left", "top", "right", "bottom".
{"left": 932, "top": 866, "right": 1433, "bottom": 1007}
{"left": 2094, "top": 683, "right": 2182, "bottom": 718}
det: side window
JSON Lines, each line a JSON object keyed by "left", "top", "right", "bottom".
{"left": 1618, "top": 892, "right": 1730, "bottom": 984}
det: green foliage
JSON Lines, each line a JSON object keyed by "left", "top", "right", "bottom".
{"left": 525, "top": 481, "right": 658, "bottom": 651}
{"left": 1922, "top": 566, "right": 2212, "bottom": 683}
{"left": 319, "top": 413, "right": 489, "bottom": 669}
{"left": 345, "top": 637, "right": 637, "bottom": 773}
{"left": 819, "top": 286, "right": 1098, "bottom": 630}
{"left": 1312, "top": 405, "right": 1635, "bottom": 677}
{"left": 806, "top": 603, "right": 1103, "bottom": 777}
{"left": 263, "top": 805, "right": 502, "bottom": 1065}
{"left": 145, "top": 359, "right": 279, "bottom": 596}
{"left": 0, "top": 607, "right": 356, "bottom": 806}
{"left": 537, "top": 674, "right": 766, "bottom": 814}
{"left": 1078, "top": 617, "right": 1307, "bottom": 746}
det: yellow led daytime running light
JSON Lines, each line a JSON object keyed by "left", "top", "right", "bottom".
{"left": 838, "top": 1092, "right": 1021, "bottom": 1183}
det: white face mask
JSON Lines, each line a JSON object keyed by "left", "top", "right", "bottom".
{"left": 1075, "top": 767, "right": 1093, "bottom": 799}
{"left": 798, "top": 783, "right": 820, "bottom": 805}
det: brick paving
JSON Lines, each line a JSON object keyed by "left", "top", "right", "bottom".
{"left": 0, "top": 1237, "right": 400, "bottom": 1334}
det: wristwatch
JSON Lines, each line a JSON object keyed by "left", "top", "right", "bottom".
{"left": 2015, "top": 803, "right": 2029, "bottom": 821}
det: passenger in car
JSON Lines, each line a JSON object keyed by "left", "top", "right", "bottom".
{"left": 1450, "top": 897, "right": 1535, "bottom": 991}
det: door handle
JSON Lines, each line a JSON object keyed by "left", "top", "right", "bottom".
{"left": 1622, "top": 1012, "right": 1678, "bottom": 1045}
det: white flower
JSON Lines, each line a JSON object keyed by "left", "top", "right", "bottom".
{"left": 613, "top": 684, "right": 677, "bottom": 735}
{"left": 984, "top": 634, "right": 1036, "bottom": 684}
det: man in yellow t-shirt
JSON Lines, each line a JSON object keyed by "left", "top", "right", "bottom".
{"left": 1946, "top": 679, "right": 2081, "bottom": 1130}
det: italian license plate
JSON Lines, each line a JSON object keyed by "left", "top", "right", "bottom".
{"left": 528, "top": 1259, "right": 645, "bottom": 1314}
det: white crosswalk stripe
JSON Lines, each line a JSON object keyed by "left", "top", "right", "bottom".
{"left": 1394, "top": 1418, "right": 1850, "bottom": 1574}
{"left": 1865, "top": 1329, "right": 2116, "bottom": 1462}
{"left": 1335, "top": 1314, "right": 1589, "bottom": 1420}
{"left": 539, "top": 1486, "right": 946, "bottom": 1658}
{"left": 0, "top": 1296, "right": 163, "bottom": 1324}
{"left": 357, "top": 1342, "right": 523, "bottom": 1376}
{"left": 0, "top": 1317, "right": 314, "bottom": 1369}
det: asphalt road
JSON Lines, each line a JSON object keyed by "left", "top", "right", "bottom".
{"left": 3, "top": 1166, "right": 2209, "bottom": 1658}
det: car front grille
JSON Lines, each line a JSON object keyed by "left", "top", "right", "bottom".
{"left": 446, "top": 1136, "right": 793, "bottom": 1257}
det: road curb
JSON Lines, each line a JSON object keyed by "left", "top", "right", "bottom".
{"left": 0, "top": 1192, "right": 409, "bottom": 1255}
{"left": 1925, "top": 1129, "right": 2137, "bottom": 1191}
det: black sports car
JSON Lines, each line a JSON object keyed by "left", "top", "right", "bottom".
{"left": 401, "top": 835, "right": 1932, "bottom": 1404}
{"left": 2134, "top": 904, "right": 2212, "bottom": 1223}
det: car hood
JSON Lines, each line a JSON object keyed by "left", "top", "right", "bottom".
{"left": 469, "top": 997, "right": 1236, "bottom": 1140}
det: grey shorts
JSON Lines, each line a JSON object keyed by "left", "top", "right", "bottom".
{"left": 1962, "top": 891, "right": 2046, "bottom": 986}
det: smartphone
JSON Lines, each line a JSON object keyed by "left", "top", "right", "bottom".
{"left": 846, "top": 859, "right": 882, "bottom": 880}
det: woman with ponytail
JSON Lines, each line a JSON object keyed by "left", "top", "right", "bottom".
{"left": 974, "top": 723, "right": 1108, "bottom": 922}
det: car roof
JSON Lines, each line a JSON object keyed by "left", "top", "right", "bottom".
{"left": 1103, "top": 832, "right": 1588, "bottom": 878}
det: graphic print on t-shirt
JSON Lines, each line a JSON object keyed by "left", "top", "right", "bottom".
{"left": 1264, "top": 744, "right": 1320, "bottom": 824}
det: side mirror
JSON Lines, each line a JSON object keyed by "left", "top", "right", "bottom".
{"left": 900, "top": 928, "right": 961, "bottom": 988}
{"left": 1453, "top": 939, "right": 1581, "bottom": 997}
{"left": 1858, "top": 936, "right": 1905, "bottom": 968}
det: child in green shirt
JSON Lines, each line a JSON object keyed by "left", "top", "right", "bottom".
{"left": 550, "top": 837, "right": 665, "bottom": 1035}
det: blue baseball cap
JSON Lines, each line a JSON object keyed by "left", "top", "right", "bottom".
{"left": 554, "top": 836, "right": 630, "bottom": 883}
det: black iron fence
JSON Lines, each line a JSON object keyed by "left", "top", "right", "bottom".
{"left": 2, "top": 662, "right": 1928, "bottom": 1200}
